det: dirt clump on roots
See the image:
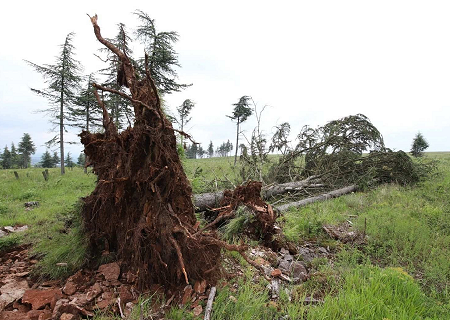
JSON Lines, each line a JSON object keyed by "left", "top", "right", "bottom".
{"left": 80, "top": 15, "right": 222, "bottom": 290}
{"left": 203, "top": 181, "right": 295, "bottom": 253}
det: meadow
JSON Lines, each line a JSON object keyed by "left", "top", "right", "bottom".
{"left": 0, "top": 153, "right": 449, "bottom": 319}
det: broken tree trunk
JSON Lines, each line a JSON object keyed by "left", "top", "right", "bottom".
{"left": 193, "top": 176, "right": 324, "bottom": 211}
{"left": 80, "top": 15, "right": 221, "bottom": 289}
{"left": 275, "top": 185, "right": 357, "bottom": 212}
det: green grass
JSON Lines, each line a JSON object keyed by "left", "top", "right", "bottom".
{"left": 0, "top": 167, "right": 96, "bottom": 278}
{"left": 0, "top": 153, "right": 449, "bottom": 318}
{"left": 308, "top": 264, "right": 446, "bottom": 320}
{"left": 183, "top": 156, "right": 241, "bottom": 193}
{"left": 280, "top": 153, "right": 450, "bottom": 317}
{"left": 0, "top": 167, "right": 96, "bottom": 227}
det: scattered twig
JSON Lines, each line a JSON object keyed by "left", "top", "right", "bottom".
{"left": 204, "top": 286, "right": 217, "bottom": 320}
{"left": 117, "top": 297, "right": 125, "bottom": 318}
{"left": 275, "top": 185, "right": 357, "bottom": 212}
{"left": 363, "top": 217, "right": 367, "bottom": 238}
{"left": 270, "top": 278, "right": 280, "bottom": 299}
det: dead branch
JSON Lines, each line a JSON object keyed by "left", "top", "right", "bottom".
{"left": 204, "top": 286, "right": 216, "bottom": 320}
{"left": 172, "top": 128, "right": 199, "bottom": 144}
{"left": 275, "top": 185, "right": 357, "bottom": 212}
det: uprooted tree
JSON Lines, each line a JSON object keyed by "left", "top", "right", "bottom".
{"left": 80, "top": 15, "right": 226, "bottom": 289}
{"left": 80, "top": 15, "right": 279, "bottom": 291}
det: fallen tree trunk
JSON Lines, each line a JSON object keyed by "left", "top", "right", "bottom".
{"left": 193, "top": 176, "right": 324, "bottom": 211}
{"left": 194, "top": 191, "right": 225, "bottom": 212}
{"left": 262, "top": 175, "right": 322, "bottom": 198}
{"left": 274, "top": 185, "right": 357, "bottom": 212}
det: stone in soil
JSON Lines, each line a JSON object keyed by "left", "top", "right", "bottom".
{"left": 0, "top": 277, "right": 29, "bottom": 311}
{"left": 98, "top": 262, "right": 120, "bottom": 281}
{"left": 193, "top": 304, "right": 203, "bottom": 316}
{"left": 290, "top": 261, "right": 308, "bottom": 282}
{"left": 193, "top": 279, "right": 207, "bottom": 294}
{"left": 22, "top": 288, "right": 62, "bottom": 310}
{"left": 86, "top": 282, "right": 103, "bottom": 302}
{"left": 119, "top": 285, "right": 134, "bottom": 304}
{"left": 271, "top": 269, "right": 282, "bottom": 277}
{"left": 181, "top": 285, "right": 193, "bottom": 305}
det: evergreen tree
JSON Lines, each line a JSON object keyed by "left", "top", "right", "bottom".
{"left": 197, "top": 145, "right": 205, "bottom": 159}
{"left": 216, "top": 141, "right": 234, "bottom": 157}
{"left": 1, "top": 146, "right": 12, "bottom": 169}
{"left": 134, "top": 10, "right": 190, "bottom": 95}
{"left": 227, "top": 96, "right": 253, "bottom": 165}
{"left": 41, "top": 151, "right": 54, "bottom": 168}
{"left": 411, "top": 132, "right": 429, "bottom": 157}
{"left": 18, "top": 133, "right": 36, "bottom": 168}
{"left": 175, "top": 99, "right": 195, "bottom": 145}
{"left": 52, "top": 152, "right": 60, "bottom": 168}
{"left": 208, "top": 141, "right": 214, "bottom": 158}
{"left": 26, "top": 32, "right": 82, "bottom": 175}
{"left": 77, "top": 153, "right": 86, "bottom": 167}
{"left": 65, "top": 152, "right": 75, "bottom": 169}
{"left": 98, "top": 23, "right": 135, "bottom": 129}
{"left": 10, "top": 143, "right": 20, "bottom": 168}
{"left": 69, "top": 73, "right": 102, "bottom": 132}
{"left": 186, "top": 144, "right": 198, "bottom": 159}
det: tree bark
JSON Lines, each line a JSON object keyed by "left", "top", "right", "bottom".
{"left": 60, "top": 74, "right": 65, "bottom": 175}
{"left": 193, "top": 183, "right": 356, "bottom": 212}
{"left": 274, "top": 185, "right": 357, "bottom": 212}
{"left": 193, "top": 176, "right": 323, "bottom": 211}
{"left": 234, "top": 118, "right": 239, "bottom": 166}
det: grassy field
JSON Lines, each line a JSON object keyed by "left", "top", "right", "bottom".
{"left": 0, "top": 153, "right": 449, "bottom": 319}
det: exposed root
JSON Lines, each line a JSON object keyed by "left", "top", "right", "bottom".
{"left": 81, "top": 15, "right": 222, "bottom": 290}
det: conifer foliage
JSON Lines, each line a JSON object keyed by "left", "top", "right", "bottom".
{"left": 228, "top": 96, "right": 253, "bottom": 165}
{"left": 26, "top": 33, "right": 82, "bottom": 175}
{"left": 411, "top": 132, "right": 429, "bottom": 157}
{"left": 134, "top": 10, "right": 190, "bottom": 95}
{"left": 18, "top": 133, "right": 36, "bottom": 168}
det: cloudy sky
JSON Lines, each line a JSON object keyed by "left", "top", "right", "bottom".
{"left": 1, "top": 0, "right": 449, "bottom": 162}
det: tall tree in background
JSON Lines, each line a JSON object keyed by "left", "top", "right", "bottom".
{"left": 98, "top": 23, "right": 135, "bottom": 129}
{"left": 69, "top": 73, "right": 102, "bottom": 132}
{"left": 65, "top": 152, "right": 75, "bottom": 169}
{"left": 41, "top": 151, "right": 54, "bottom": 168}
{"left": 175, "top": 99, "right": 195, "bottom": 145}
{"left": 197, "top": 145, "right": 205, "bottom": 159}
{"left": 216, "top": 140, "right": 233, "bottom": 157}
{"left": 77, "top": 153, "right": 85, "bottom": 167}
{"left": 185, "top": 143, "right": 198, "bottom": 159}
{"left": 18, "top": 133, "right": 36, "bottom": 168}
{"left": 134, "top": 10, "right": 190, "bottom": 95}
{"left": 52, "top": 152, "right": 60, "bottom": 168}
{"left": 1, "top": 146, "right": 12, "bottom": 169}
{"left": 208, "top": 141, "right": 214, "bottom": 158}
{"left": 227, "top": 96, "right": 253, "bottom": 165}
{"left": 26, "top": 32, "right": 82, "bottom": 175}
{"left": 411, "top": 132, "right": 429, "bottom": 157}
{"left": 10, "top": 143, "right": 20, "bottom": 168}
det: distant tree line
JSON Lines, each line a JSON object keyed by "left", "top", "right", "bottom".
{"left": 0, "top": 133, "right": 36, "bottom": 169}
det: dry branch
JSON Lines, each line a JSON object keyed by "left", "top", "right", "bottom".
{"left": 275, "top": 185, "right": 357, "bottom": 212}
{"left": 204, "top": 286, "right": 217, "bottom": 320}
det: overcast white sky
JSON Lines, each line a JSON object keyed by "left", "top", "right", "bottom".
{"left": 1, "top": 0, "right": 449, "bottom": 162}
